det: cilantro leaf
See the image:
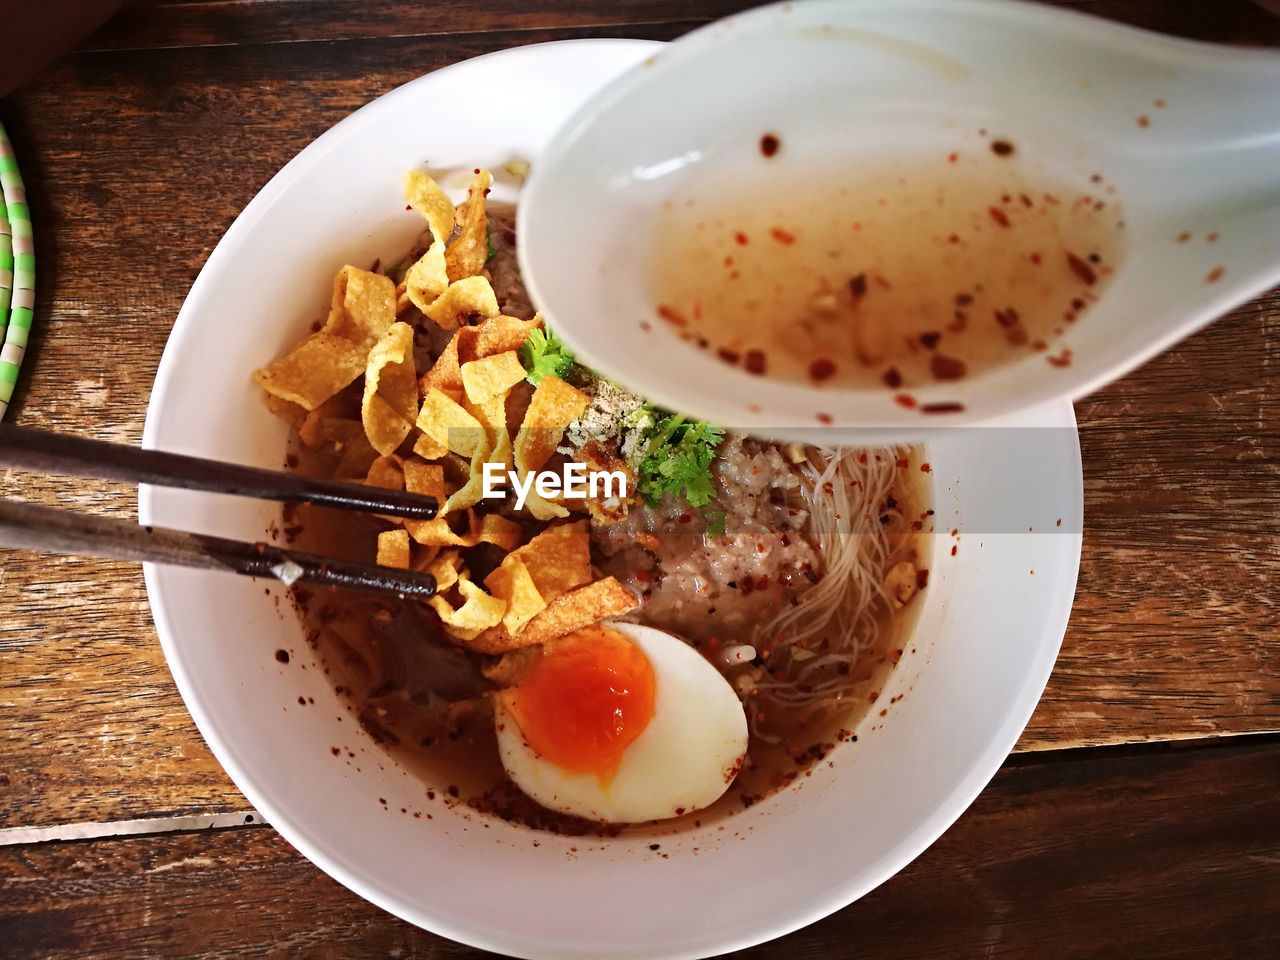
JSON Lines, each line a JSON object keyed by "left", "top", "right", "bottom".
{"left": 519, "top": 328, "right": 577, "bottom": 385}
{"left": 636, "top": 413, "right": 725, "bottom": 509}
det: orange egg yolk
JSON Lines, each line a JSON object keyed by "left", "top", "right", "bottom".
{"left": 500, "top": 626, "right": 656, "bottom": 782}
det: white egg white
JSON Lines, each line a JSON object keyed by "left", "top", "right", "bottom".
{"left": 494, "top": 621, "right": 749, "bottom": 823}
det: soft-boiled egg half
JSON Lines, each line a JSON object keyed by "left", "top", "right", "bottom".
{"left": 494, "top": 621, "right": 749, "bottom": 823}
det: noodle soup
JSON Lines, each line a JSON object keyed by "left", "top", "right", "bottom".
{"left": 257, "top": 180, "right": 932, "bottom": 836}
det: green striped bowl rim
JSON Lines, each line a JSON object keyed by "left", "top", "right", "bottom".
{"left": 0, "top": 121, "right": 34, "bottom": 419}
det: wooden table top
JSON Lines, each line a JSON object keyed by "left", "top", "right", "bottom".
{"left": 1, "top": 0, "right": 1277, "bottom": 956}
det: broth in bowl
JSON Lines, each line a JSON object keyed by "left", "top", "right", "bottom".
{"left": 254, "top": 174, "right": 931, "bottom": 836}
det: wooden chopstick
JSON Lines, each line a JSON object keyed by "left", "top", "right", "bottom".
{"left": 0, "top": 498, "right": 437, "bottom": 599}
{"left": 0, "top": 424, "right": 437, "bottom": 521}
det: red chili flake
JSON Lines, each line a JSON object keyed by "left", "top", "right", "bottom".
{"left": 991, "top": 139, "right": 1015, "bottom": 157}
{"left": 894, "top": 393, "right": 918, "bottom": 409}
{"left": 309, "top": 320, "right": 322, "bottom": 333}
{"left": 716, "top": 347, "right": 741, "bottom": 365}
{"left": 760, "top": 133, "right": 781, "bottom": 157}
{"left": 849, "top": 273, "right": 867, "bottom": 299}
{"left": 1206, "top": 232, "right": 1219, "bottom": 243}
{"left": 1030, "top": 252, "right": 1042, "bottom": 265}
{"left": 734, "top": 231, "right": 749, "bottom": 246}
{"left": 1066, "top": 252, "right": 1097, "bottom": 285}
{"left": 920, "top": 462, "right": 932, "bottom": 474}
{"left": 692, "top": 301, "right": 703, "bottom": 319}
{"left": 916, "top": 568, "right": 930, "bottom": 589}
{"left": 746, "top": 402, "right": 762, "bottom": 414}
{"left": 1176, "top": 231, "right": 1191, "bottom": 243}
{"left": 989, "top": 206, "right": 1011, "bottom": 228}
{"left": 954, "top": 292, "right": 973, "bottom": 307}
{"left": 1071, "top": 297, "right": 1086, "bottom": 311}
{"left": 922, "top": 402, "right": 965, "bottom": 414}
{"left": 951, "top": 545, "right": 958, "bottom": 555}
{"left": 744, "top": 350, "right": 767, "bottom": 375}
{"left": 895, "top": 457, "right": 909, "bottom": 469}
{"left": 808, "top": 358, "right": 837, "bottom": 382}
{"left": 882, "top": 367, "right": 903, "bottom": 388}
{"left": 1137, "top": 115, "right": 1150, "bottom": 128}
{"left": 1020, "top": 193, "right": 1034, "bottom": 208}
{"left": 994, "top": 307, "right": 1020, "bottom": 328}
{"left": 676, "top": 513, "right": 693, "bottom": 525}
{"left": 285, "top": 453, "right": 299, "bottom": 469}
{"left": 1032, "top": 339, "right": 1048, "bottom": 351}
{"left": 1048, "top": 348, "right": 1073, "bottom": 368}
{"left": 1056, "top": 518, "right": 1063, "bottom": 527}
{"left": 947, "top": 152, "right": 958, "bottom": 164}
{"left": 875, "top": 275, "right": 893, "bottom": 290}
{"left": 656, "top": 304, "right": 687, "bottom": 326}
{"left": 915, "top": 332, "right": 941, "bottom": 351}
{"left": 1206, "top": 266, "right": 1225, "bottom": 284}
{"left": 770, "top": 227, "right": 796, "bottom": 245}
{"left": 639, "top": 320, "right": 652, "bottom": 332}
{"left": 948, "top": 233, "right": 961, "bottom": 244}
{"left": 1154, "top": 98, "right": 1166, "bottom": 108}
{"left": 858, "top": 452, "right": 868, "bottom": 464}
{"left": 930, "top": 354, "right": 967, "bottom": 381}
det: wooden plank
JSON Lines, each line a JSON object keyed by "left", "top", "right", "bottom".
{"left": 86, "top": 0, "right": 1280, "bottom": 51}
{"left": 2, "top": 740, "right": 1277, "bottom": 959}
{"left": 0, "top": 16, "right": 1276, "bottom": 830}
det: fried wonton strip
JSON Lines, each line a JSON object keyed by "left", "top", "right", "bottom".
{"left": 513, "top": 375, "right": 590, "bottom": 474}
{"left": 253, "top": 333, "right": 367, "bottom": 411}
{"left": 427, "top": 550, "right": 464, "bottom": 592}
{"left": 521, "top": 489, "right": 570, "bottom": 522}
{"left": 463, "top": 577, "right": 638, "bottom": 654}
{"left": 461, "top": 351, "right": 527, "bottom": 406}
{"left": 483, "top": 522, "right": 591, "bottom": 636}
{"left": 445, "top": 169, "right": 492, "bottom": 282}
{"left": 420, "top": 314, "right": 542, "bottom": 395}
{"left": 376, "top": 530, "right": 411, "bottom": 569}
{"left": 485, "top": 556, "right": 545, "bottom": 635}
{"left": 468, "top": 392, "right": 512, "bottom": 471}
{"left": 403, "top": 243, "right": 449, "bottom": 314}
{"left": 402, "top": 459, "right": 446, "bottom": 501}
{"left": 443, "top": 440, "right": 492, "bottom": 515}
{"left": 404, "top": 509, "right": 522, "bottom": 550}
{"left": 512, "top": 521, "right": 591, "bottom": 600}
{"left": 404, "top": 170, "right": 456, "bottom": 243}
{"left": 415, "top": 388, "right": 487, "bottom": 459}
{"left": 362, "top": 322, "right": 419, "bottom": 456}
{"left": 265, "top": 394, "right": 308, "bottom": 426}
{"left": 323, "top": 266, "right": 397, "bottom": 350}
{"left": 472, "top": 513, "right": 523, "bottom": 552}
{"left": 363, "top": 454, "right": 405, "bottom": 492}
{"left": 429, "top": 577, "right": 506, "bottom": 642}
{"left": 424, "top": 276, "right": 500, "bottom": 330}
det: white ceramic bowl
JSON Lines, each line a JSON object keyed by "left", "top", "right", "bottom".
{"left": 142, "top": 39, "right": 1083, "bottom": 959}
{"left": 520, "top": 0, "right": 1280, "bottom": 443}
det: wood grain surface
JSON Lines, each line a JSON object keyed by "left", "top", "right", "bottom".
{"left": 1, "top": 0, "right": 1277, "bottom": 831}
{"left": 3, "top": 739, "right": 1277, "bottom": 958}
{"left": 0, "top": 0, "right": 1277, "bottom": 956}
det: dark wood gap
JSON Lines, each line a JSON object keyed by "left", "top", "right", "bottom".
{"left": 79, "top": 0, "right": 1280, "bottom": 54}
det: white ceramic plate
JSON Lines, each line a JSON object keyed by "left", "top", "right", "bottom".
{"left": 141, "top": 40, "right": 1083, "bottom": 959}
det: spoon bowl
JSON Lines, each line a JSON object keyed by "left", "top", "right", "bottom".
{"left": 519, "top": 0, "right": 1280, "bottom": 442}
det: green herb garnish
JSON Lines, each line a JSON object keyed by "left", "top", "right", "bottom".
{"left": 703, "top": 508, "right": 727, "bottom": 536}
{"left": 519, "top": 328, "right": 577, "bottom": 385}
{"left": 636, "top": 414, "right": 725, "bottom": 508}
{"left": 486, "top": 225, "right": 496, "bottom": 262}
